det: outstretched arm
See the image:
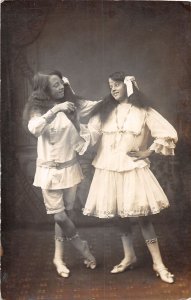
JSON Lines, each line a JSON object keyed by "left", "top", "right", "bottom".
{"left": 77, "top": 99, "right": 102, "bottom": 119}
{"left": 78, "top": 114, "right": 102, "bottom": 155}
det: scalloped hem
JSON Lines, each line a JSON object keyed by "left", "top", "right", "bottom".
{"left": 83, "top": 205, "right": 169, "bottom": 219}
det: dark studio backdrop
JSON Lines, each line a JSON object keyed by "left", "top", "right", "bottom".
{"left": 1, "top": 1, "right": 191, "bottom": 230}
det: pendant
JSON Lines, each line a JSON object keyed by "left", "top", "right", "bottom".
{"left": 115, "top": 132, "right": 123, "bottom": 145}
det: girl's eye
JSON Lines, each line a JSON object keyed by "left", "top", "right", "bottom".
{"left": 53, "top": 83, "right": 59, "bottom": 88}
{"left": 109, "top": 83, "right": 119, "bottom": 89}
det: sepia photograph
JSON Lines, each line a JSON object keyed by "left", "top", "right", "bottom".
{"left": 1, "top": 1, "right": 191, "bottom": 299}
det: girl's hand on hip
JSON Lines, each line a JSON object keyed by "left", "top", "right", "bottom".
{"left": 127, "top": 149, "right": 154, "bottom": 161}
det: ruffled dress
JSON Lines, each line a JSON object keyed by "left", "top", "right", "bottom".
{"left": 83, "top": 102, "right": 178, "bottom": 218}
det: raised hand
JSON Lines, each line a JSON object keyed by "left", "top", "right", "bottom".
{"left": 52, "top": 101, "right": 76, "bottom": 114}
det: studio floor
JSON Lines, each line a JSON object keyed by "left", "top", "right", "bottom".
{"left": 1, "top": 214, "right": 191, "bottom": 300}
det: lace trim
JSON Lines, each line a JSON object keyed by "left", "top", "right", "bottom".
{"left": 55, "top": 237, "right": 65, "bottom": 242}
{"left": 65, "top": 233, "right": 79, "bottom": 241}
{"left": 55, "top": 233, "right": 80, "bottom": 241}
{"left": 145, "top": 238, "right": 158, "bottom": 244}
{"left": 151, "top": 138, "right": 176, "bottom": 148}
{"left": 83, "top": 204, "right": 169, "bottom": 218}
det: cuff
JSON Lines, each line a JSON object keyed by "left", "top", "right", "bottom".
{"left": 43, "top": 109, "right": 56, "bottom": 123}
{"left": 149, "top": 138, "right": 176, "bottom": 155}
{"left": 76, "top": 124, "right": 91, "bottom": 155}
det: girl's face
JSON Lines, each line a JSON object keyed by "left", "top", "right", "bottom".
{"left": 109, "top": 78, "right": 127, "bottom": 102}
{"left": 48, "top": 75, "right": 65, "bottom": 101}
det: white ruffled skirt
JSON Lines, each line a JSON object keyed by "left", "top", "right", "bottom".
{"left": 83, "top": 166, "right": 169, "bottom": 218}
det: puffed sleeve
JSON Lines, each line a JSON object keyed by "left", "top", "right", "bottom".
{"left": 28, "top": 109, "right": 56, "bottom": 137}
{"left": 78, "top": 115, "right": 102, "bottom": 155}
{"left": 77, "top": 99, "right": 102, "bottom": 118}
{"left": 146, "top": 108, "right": 178, "bottom": 155}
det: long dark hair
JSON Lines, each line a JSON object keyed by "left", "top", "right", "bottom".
{"left": 23, "top": 70, "right": 82, "bottom": 130}
{"left": 91, "top": 71, "right": 152, "bottom": 123}
{"left": 22, "top": 73, "right": 51, "bottom": 129}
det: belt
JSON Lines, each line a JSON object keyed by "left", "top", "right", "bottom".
{"left": 37, "top": 157, "right": 78, "bottom": 169}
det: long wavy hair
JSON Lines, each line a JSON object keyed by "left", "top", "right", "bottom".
{"left": 23, "top": 71, "right": 82, "bottom": 130}
{"left": 90, "top": 71, "right": 152, "bottom": 123}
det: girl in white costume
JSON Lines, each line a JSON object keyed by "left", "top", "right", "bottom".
{"left": 83, "top": 71, "right": 178, "bottom": 283}
{"left": 24, "top": 71, "right": 98, "bottom": 278}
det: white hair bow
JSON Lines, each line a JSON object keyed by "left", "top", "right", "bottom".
{"left": 124, "top": 76, "right": 139, "bottom": 97}
{"left": 62, "top": 76, "right": 75, "bottom": 94}
{"left": 62, "top": 76, "right": 70, "bottom": 84}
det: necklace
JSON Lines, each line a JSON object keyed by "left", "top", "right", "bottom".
{"left": 115, "top": 103, "right": 131, "bottom": 132}
{"left": 112, "top": 103, "right": 132, "bottom": 148}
